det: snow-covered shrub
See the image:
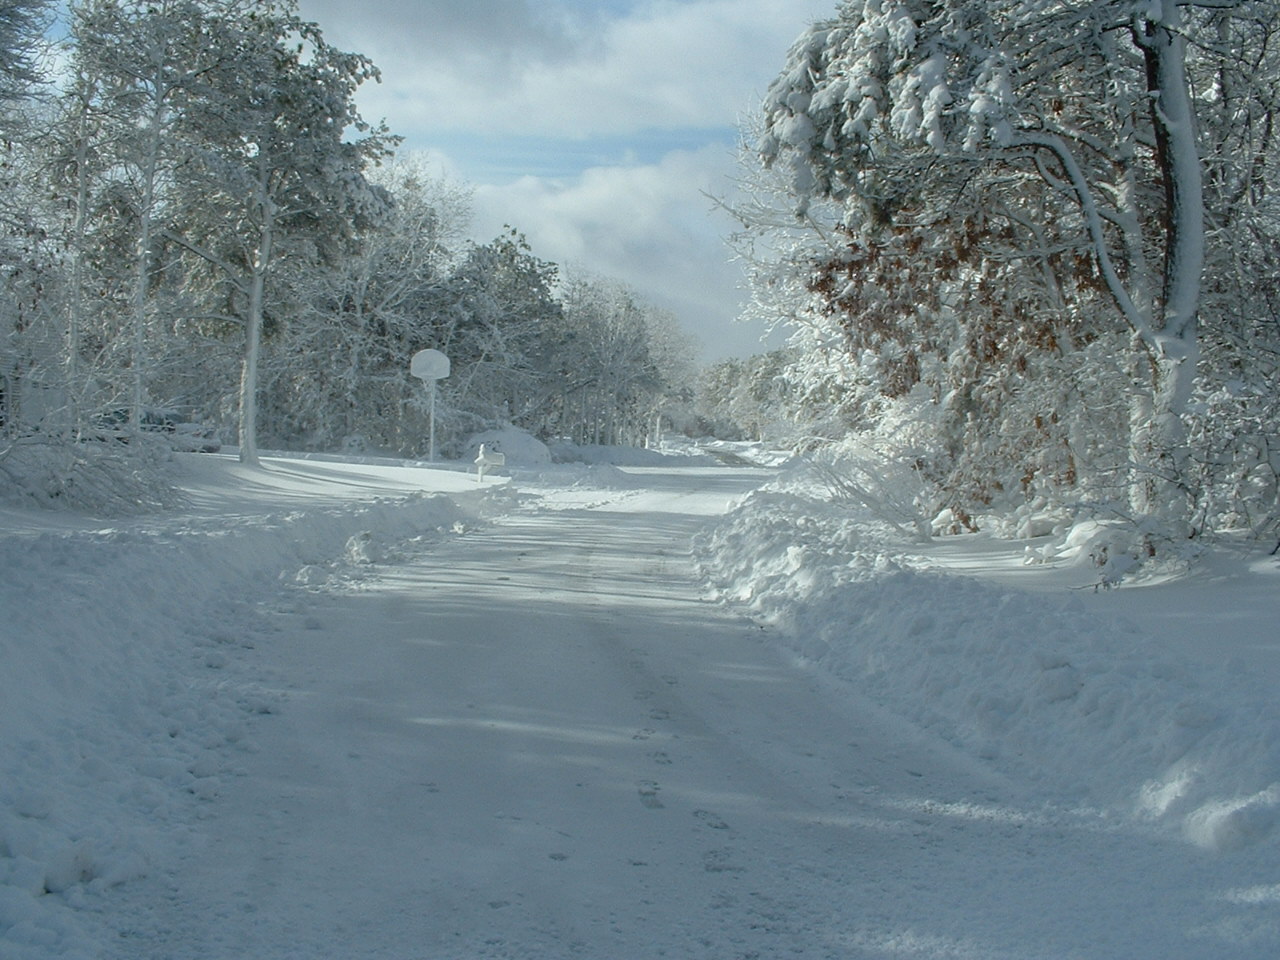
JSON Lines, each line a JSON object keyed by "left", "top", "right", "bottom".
{"left": 1052, "top": 520, "right": 1151, "bottom": 581}
{"left": 1183, "top": 382, "right": 1280, "bottom": 540}
{"left": 801, "top": 440, "right": 937, "bottom": 542}
{"left": 0, "top": 438, "right": 183, "bottom": 516}
{"left": 985, "top": 496, "right": 1075, "bottom": 541}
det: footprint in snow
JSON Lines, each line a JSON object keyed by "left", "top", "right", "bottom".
{"left": 694, "top": 809, "right": 730, "bottom": 830}
{"left": 637, "top": 780, "right": 664, "bottom": 809}
{"left": 702, "top": 848, "right": 745, "bottom": 873}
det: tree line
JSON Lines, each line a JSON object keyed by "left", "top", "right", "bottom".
{"left": 719, "top": 0, "right": 1280, "bottom": 553}
{"left": 0, "top": 0, "right": 695, "bottom": 474}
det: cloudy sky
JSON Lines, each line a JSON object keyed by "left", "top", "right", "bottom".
{"left": 295, "top": 0, "right": 836, "bottom": 362}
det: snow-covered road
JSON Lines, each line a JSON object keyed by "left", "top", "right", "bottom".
{"left": 89, "top": 466, "right": 1271, "bottom": 959}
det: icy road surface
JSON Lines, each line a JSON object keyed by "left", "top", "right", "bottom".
{"left": 102, "top": 467, "right": 1267, "bottom": 959}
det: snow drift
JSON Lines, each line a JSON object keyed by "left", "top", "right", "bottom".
{"left": 0, "top": 467, "right": 496, "bottom": 959}
{"left": 694, "top": 487, "right": 1280, "bottom": 853}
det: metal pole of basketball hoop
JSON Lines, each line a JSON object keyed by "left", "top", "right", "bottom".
{"left": 410, "top": 349, "right": 450, "bottom": 462}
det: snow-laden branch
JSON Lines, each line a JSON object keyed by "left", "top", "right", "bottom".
{"left": 1017, "top": 131, "right": 1149, "bottom": 335}
{"left": 158, "top": 229, "right": 251, "bottom": 297}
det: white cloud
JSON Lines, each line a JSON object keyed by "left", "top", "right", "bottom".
{"left": 303, "top": 0, "right": 834, "bottom": 139}
{"left": 297, "top": 0, "right": 830, "bottom": 362}
{"left": 468, "top": 146, "right": 773, "bottom": 360}
{"left": 302, "top": 0, "right": 589, "bottom": 67}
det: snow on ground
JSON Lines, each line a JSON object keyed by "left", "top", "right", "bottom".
{"left": 1, "top": 442, "right": 1278, "bottom": 958}
{"left": 693, "top": 478, "right": 1280, "bottom": 856}
{"left": 547, "top": 439, "right": 718, "bottom": 468}
{"left": 0, "top": 451, "right": 508, "bottom": 958}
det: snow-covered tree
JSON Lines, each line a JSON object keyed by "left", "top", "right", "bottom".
{"left": 0, "top": 0, "right": 49, "bottom": 108}
{"left": 750, "top": 0, "right": 1279, "bottom": 544}
{"left": 1184, "top": 2, "right": 1280, "bottom": 541}
{"left": 63, "top": 1, "right": 254, "bottom": 432}
{"left": 542, "top": 274, "right": 668, "bottom": 447}
{"left": 166, "top": 0, "right": 394, "bottom": 464}
{"left": 0, "top": 0, "right": 54, "bottom": 438}
{"left": 696, "top": 349, "right": 799, "bottom": 443}
{"left": 6, "top": 0, "right": 710, "bottom": 472}
{"left": 268, "top": 159, "right": 471, "bottom": 453}
{"left": 428, "top": 228, "right": 561, "bottom": 441}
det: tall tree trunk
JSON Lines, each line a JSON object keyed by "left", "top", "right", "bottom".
{"left": 66, "top": 103, "right": 93, "bottom": 437}
{"left": 1131, "top": 0, "right": 1205, "bottom": 529}
{"left": 240, "top": 168, "right": 274, "bottom": 467}
{"left": 131, "top": 102, "right": 163, "bottom": 430}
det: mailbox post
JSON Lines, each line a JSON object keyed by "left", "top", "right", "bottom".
{"left": 410, "top": 349, "right": 450, "bottom": 461}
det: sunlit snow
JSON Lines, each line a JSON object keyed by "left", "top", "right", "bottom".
{"left": 2, "top": 443, "right": 1277, "bottom": 958}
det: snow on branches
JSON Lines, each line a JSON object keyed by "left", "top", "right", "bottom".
{"left": 745, "top": 0, "right": 1280, "bottom": 550}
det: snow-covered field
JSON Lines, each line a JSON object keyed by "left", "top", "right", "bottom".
{"left": 2, "top": 442, "right": 1278, "bottom": 958}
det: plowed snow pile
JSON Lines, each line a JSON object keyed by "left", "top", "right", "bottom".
{"left": 0, "top": 452, "right": 500, "bottom": 959}
{"left": 694, "top": 485, "right": 1280, "bottom": 854}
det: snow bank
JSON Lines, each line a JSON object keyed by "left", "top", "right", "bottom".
{"left": 464, "top": 427, "right": 551, "bottom": 466}
{"left": 498, "top": 463, "right": 648, "bottom": 506}
{"left": 694, "top": 488, "right": 1280, "bottom": 853}
{"left": 694, "top": 438, "right": 797, "bottom": 468}
{"left": 0, "top": 481, "right": 491, "bottom": 958}
{"left": 0, "top": 439, "right": 184, "bottom": 516}
{"left": 507, "top": 438, "right": 725, "bottom": 496}
{"left": 548, "top": 440, "right": 716, "bottom": 466}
